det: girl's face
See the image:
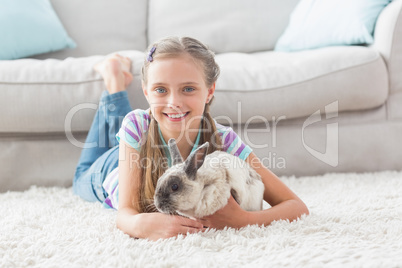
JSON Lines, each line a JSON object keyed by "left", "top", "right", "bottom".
{"left": 143, "top": 54, "right": 215, "bottom": 139}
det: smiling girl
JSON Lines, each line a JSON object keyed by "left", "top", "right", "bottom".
{"left": 73, "top": 36, "right": 309, "bottom": 241}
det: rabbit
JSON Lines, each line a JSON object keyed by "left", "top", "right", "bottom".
{"left": 154, "top": 138, "right": 265, "bottom": 219}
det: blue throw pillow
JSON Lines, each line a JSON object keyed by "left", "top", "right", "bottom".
{"left": 274, "top": 0, "right": 392, "bottom": 52}
{"left": 0, "top": 0, "right": 76, "bottom": 60}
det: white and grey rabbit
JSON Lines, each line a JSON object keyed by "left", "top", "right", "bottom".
{"left": 154, "top": 138, "right": 265, "bottom": 218}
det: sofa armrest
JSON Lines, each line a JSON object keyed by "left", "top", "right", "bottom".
{"left": 371, "top": 0, "right": 402, "bottom": 94}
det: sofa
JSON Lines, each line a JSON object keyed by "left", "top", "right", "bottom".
{"left": 0, "top": 0, "right": 401, "bottom": 192}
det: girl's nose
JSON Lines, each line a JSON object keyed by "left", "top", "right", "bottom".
{"left": 167, "top": 103, "right": 183, "bottom": 114}
{"left": 167, "top": 94, "right": 182, "bottom": 109}
{"left": 167, "top": 103, "right": 179, "bottom": 108}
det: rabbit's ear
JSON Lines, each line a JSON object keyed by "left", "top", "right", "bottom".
{"left": 168, "top": 138, "right": 183, "bottom": 165}
{"left": 184, "top": 142, "right": 209, "bottom": 179}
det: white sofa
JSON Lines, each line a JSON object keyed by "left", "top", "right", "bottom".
{"left": 1, "top": 0, "right": 401, "bottom": 192}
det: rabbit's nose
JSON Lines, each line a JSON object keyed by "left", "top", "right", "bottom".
{"left": 156, "top": 191, "right": 169, "bottom": 199}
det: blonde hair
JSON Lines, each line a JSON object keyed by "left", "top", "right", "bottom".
{"left": 135, "top": 36, "right": 223, "bottom": 213}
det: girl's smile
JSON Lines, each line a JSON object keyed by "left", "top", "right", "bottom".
{"left": 163, "top": 111, "right": 190, "bottom": 121}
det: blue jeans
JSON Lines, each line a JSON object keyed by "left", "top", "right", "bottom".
{"left": 73, "top": 90, "right": 132, "bottom": 203}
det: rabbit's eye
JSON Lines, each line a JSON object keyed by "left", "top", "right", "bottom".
{"left": 171, "top": 184, "right": 179, "bottom": 191}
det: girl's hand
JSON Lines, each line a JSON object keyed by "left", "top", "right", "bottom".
{"left": 197, "top": 195, "right": 250, "bottom": 230}
{"left": 136, "top": 212, "right": 205, "bottom": 241}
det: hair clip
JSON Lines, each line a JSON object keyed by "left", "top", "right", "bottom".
{"left": 147, "top": 46, "right": 156, "bottom": 62}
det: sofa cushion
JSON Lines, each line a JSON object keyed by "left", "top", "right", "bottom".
{"left": 30, "top": 0, "right": 148, "bottom": 60}
{"left": 0, "top": 46, "right": 388, "bottom": 133}
{"left": 148, "top": 0, "right": 299, "bottom": 53}
{"left": 211, "top": 46, "right": 389, "bottom": 124}
{"left": 0, "top": 50, "right": 148, "bottom": 133}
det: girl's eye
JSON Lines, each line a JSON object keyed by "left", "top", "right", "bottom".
{"left": 184, "top": 87, "right": 195, "bottom": 92}
{"left": 155, "top": 87, "right": 166, "bottom": 93}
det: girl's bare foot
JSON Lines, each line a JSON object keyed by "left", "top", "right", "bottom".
{"left": 94, "top": 54, "right": 133, "bottom": 94}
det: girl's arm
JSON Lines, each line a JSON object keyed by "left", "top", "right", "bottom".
{"left": 116, "top": 140, "right": 204, "bottom": 240}
{"left": 198, "top": 152, "right": 309, "bottom": 229}
{"left": 115, "top": 140, "right": 142, "bottom": 237}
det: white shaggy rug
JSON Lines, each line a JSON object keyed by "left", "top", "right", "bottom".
{"left": 1, "top": 171, "right": 402, "bottom": 267}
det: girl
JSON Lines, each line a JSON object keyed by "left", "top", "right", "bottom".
{"left": 73, "top": 36, "right": 309, "bottom": 241}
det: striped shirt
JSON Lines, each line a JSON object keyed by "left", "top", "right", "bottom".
{"left": 102, "top": 108, "right": 252, "bottom": 209}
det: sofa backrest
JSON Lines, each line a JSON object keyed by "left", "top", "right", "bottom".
{"left": 32, "top": 0, "right": 148, "bottom": 60}
{"left": 148, "top": 0, "right": 299, "bottom": 53}
{"left": 31, "top": 0, "right": 299, "bottom": 59}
